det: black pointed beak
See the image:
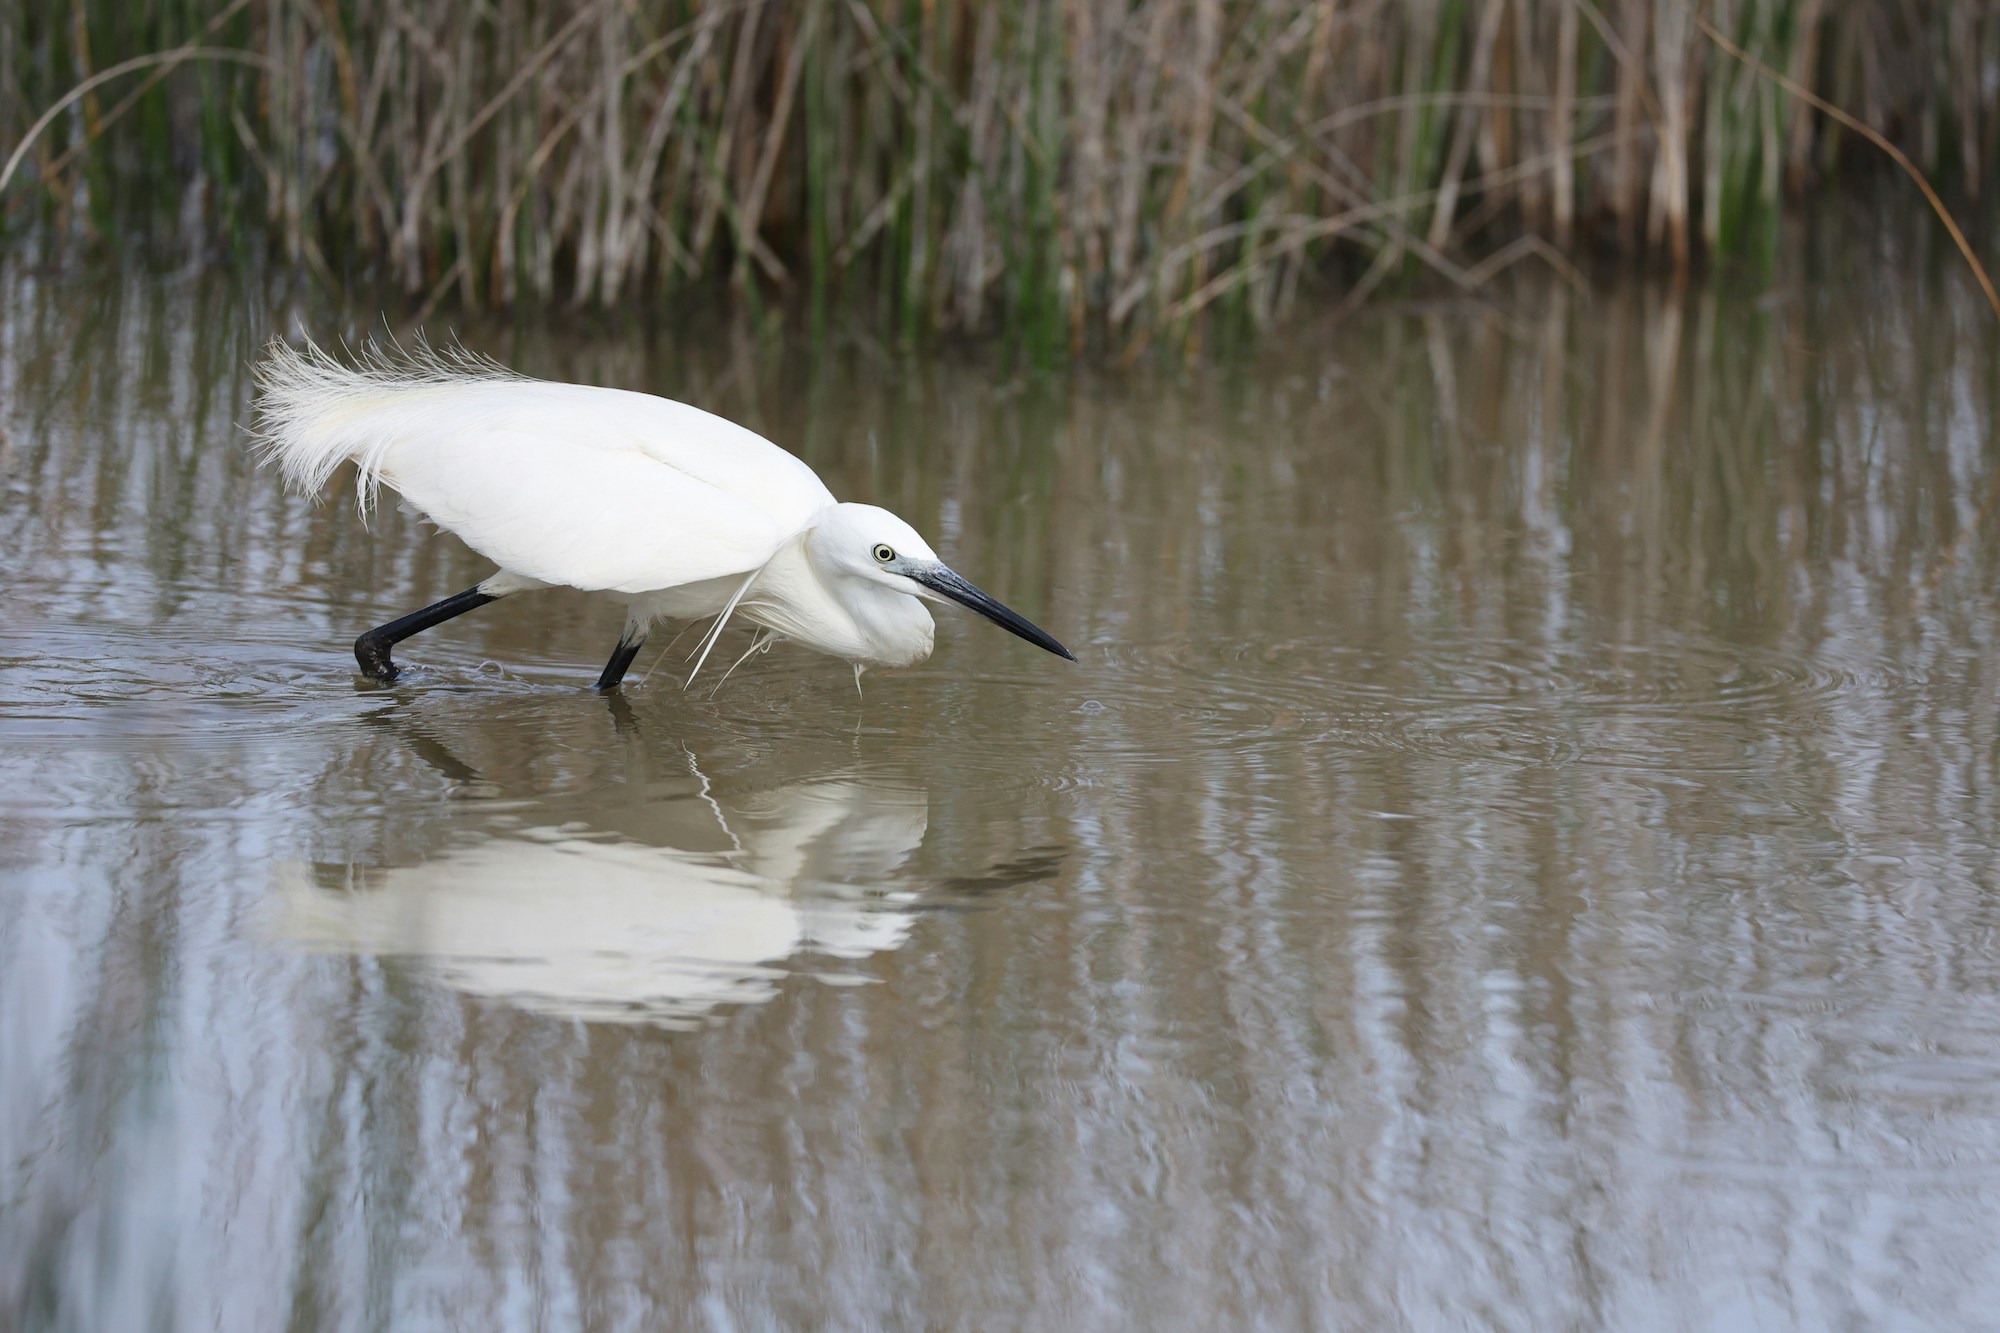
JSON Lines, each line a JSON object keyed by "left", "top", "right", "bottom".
{"left": 910, "top": 564, "right": 1076, "bottom": 661}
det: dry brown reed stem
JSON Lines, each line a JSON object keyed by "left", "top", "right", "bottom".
{"left": 37, "top": 0, "right": 257, "bottom": 185}
{"left": 2, "top": 3, "right": 1996, "bottom": 343}
{"left": 0, "top": 47, "right": 273, "bottom": 195}
{"left": 1695, "top": 13, "right": 2000, "bottom": 327}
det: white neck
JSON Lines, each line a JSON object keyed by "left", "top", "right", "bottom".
{"left": 740, "top": 533, "right": 936, "bottom": 668}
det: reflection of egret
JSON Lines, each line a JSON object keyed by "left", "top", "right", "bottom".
{"left": 275, "top": 778, "right": 927, "bottom": 1028}
{"left": 253, "top": 341, "right": 1073, "bottom": 688}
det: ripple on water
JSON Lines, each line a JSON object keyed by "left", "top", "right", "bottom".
{"left": 0, "top": 617, "right": 601, "bottom": 749}
{"left": 1057, "top": 632, "right": 1910, "bottom": 777}
{"left": 2, "top": 615, "right": 1913, "bottom": 783}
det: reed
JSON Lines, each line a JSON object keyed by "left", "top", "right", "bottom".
{"left": 2, "top": 2, "right": 1992, "bottom": 348}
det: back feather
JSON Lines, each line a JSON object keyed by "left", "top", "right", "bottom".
{"left": 251, "top": 336, "right": 522, "bottom": 517}
{"left": 248, "top": 333, "right": 835, "bottom": 595}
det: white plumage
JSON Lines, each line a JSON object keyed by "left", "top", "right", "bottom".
{"left": 252, "top": 340, "right": 1073, "bottom": 687}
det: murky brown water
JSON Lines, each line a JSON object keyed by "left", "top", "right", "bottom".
{"left": 6, "top": 253, "right": 2000, "bottom": 1331}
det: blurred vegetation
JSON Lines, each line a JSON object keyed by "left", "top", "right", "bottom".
{"left": 2, "top": 1, "right": 1996, "bottom": 350}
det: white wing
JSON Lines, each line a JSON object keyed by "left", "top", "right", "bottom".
{"left": 254, "top": 342, "right": 834, "bottom": 593}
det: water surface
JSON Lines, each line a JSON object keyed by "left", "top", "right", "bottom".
{"left": 5, "top": 258, "right": 2000, "bottom": 1330}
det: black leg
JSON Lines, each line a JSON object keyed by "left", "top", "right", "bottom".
{"left": 354, "top": 584, "right": 498, "bottom": 681}
{"left": 595, "top": 630, "right": 647, "bottom": 691}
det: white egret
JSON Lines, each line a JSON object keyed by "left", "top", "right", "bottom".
{"left": 252, "top": 340, "right": 1073, "bottom": 688}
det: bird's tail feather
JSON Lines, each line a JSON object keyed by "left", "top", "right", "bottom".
{"left": 250, "top": 335, "right": 518, "bottom": 516}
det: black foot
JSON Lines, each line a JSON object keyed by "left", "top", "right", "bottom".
{"left": 351, "top": 585, "right": 499, "bottom": 683}
{"left": 355, "top": 631, "right": 399, "bottom": 681}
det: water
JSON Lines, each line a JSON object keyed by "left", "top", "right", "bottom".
{"left": 5, "top": 257, "right": 2000, "bottom": 1331}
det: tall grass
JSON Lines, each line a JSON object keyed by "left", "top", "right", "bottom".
{"left": 3, "top": 2, "right": 1994, "bottom": 347}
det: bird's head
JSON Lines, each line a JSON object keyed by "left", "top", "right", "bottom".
{"left": 809, "top": 503, "right": 1075, "bottom": 661}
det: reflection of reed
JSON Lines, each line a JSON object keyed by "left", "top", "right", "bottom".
{"left": 8, "top": 261, "right": 2000, "bottom": 1327}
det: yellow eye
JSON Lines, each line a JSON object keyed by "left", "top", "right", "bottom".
{"left": 873, "top": 544, "right": 895, "bottom": 563}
